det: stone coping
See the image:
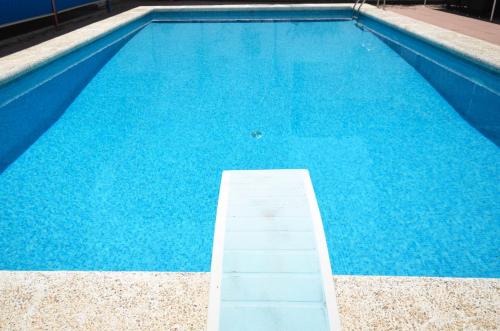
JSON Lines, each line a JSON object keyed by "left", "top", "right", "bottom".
{"left": 0, "top": 3, "right": 499, "bottom": 86}
{"left": 360, "top": 4, "right": 500, "bottom": 73}
{"left": 1, "top": 271, "right": 498, "bottom": 330}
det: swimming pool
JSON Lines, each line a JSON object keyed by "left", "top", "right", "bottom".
{"left": 0, "top": 8, "right": 499, "bottom": 277}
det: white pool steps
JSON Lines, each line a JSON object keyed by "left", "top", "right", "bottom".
{"left": 207, "top": 170, "right": 341, "bottom": 331}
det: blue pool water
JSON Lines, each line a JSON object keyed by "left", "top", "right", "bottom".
{"left": 0, "top": 19, "right": 499, "bottom": 276}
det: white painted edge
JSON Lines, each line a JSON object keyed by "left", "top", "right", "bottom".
{"left": 207, "top": 171, "right": 231, "bottom": 331}
{"left": 302, "top": 170, "right": 342, "bottom": 331}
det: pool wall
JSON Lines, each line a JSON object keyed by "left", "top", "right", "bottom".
{"left": 358, "top": 16, "right": 500, "bottom": 145}
{"left": 0, "top": 21, "right": 148, "bottom": 172}
{"left": 150, "top": 8, "right": 352, "bottom": 21}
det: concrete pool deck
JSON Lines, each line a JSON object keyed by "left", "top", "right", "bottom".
{"left": 0, "top": 272, "right": 498, "bottom": 330}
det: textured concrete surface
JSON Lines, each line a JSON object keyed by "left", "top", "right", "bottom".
{"left": 387, "top": 5, "right": 500, "bottom": 45}
{"left": 0, "top": 272, "right": 209, "bottom": 330}
{"left": 335, "top": 276, "right": 500, "bottom": 330}
{"left": 1, "top": 272, "right": 498, "bottom": 330}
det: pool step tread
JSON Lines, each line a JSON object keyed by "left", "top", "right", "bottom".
{"left": 228, "top": 186, "right": 306, "bottom": 198}
{"left": 219, "top": 304, "right": 329, "bottom": 331}
{"left": 224, "top": 231, "right": 316, "bottom": 250}
{"left": 226, "top": 197, "right": 312, "bottom": 217}
{"left": 223, "top": 250, "right": 320, "bottom": 273}
{"left": 207, "top": 169, "right": 341, "bottom": 331}
{"left": 226, "top": 216, "right": 313, "bottom": 231}
{"left": 221, "top": 273, "right": 323, "bottom": 302}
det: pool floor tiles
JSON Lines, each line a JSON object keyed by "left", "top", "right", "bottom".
{"left": 207, "top": 170, "right": 341, "bottom": 331}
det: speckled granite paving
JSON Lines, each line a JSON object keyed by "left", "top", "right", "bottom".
{"left": 1, "top": 272, "right": 498, "bottom": 330}
{"left": 334, "top": 276, "right": 499, "bottom": 330}
{"left": 0, "top": 272, "right": 209, "bottom": 330}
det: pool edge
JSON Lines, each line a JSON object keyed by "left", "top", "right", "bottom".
{"left": 1, "top": 271, "right": 498, "bottom": 330}
{"left": 359, "top": 4, "right": 500, "bottom": 74}
{"left": 1, "top": 3, "right": 499, "bottom": 86}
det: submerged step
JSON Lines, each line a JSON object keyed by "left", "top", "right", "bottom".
{"left": 207, "top": 169, "right": 341, "bottom": 331}
{"left": 220, "top": 302, "right": 330, "bottom": 331}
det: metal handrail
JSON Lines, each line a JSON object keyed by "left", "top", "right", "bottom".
{"left": 50, "top": 0, "right": 59, "bottom": 27}
{"left": 352, "top": 0, "right": 360, "bottom": 19}
{"left": 491, "top": 0, "right": 498, "bottom": 21}
{"left": 376, "top": 0, "right": 387, "bottom": 10}
{"left": 352, "top": 0, "right": 367, "bottom": 19}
